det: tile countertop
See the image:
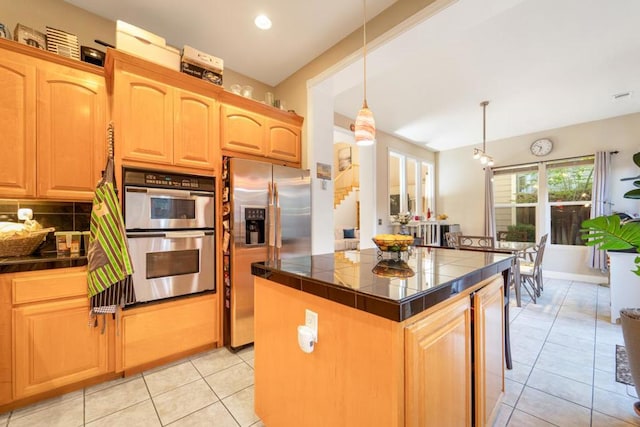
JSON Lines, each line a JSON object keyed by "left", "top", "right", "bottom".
{"left": 0, "top": 251, "right": 88, "bottom": 274}
{"left": 252, "top": 247, "right": 514, "bottom": 322}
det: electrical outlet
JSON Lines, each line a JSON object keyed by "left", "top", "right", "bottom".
{"left": 305, "top": 309, "right": 318, "bottom": 341}
{"left": 378, "top": 218, "right": 382, "bottom": 225}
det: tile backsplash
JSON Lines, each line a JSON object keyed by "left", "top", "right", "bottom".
{"left": 0, "top": 200, "right": 92, "bottom": 254}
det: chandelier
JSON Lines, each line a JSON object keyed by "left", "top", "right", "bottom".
{"left": 354, "top": 0, "right": 375, "bottom": 146}
{"left": 473, "top": 101, "right": 494, "bottom": 166}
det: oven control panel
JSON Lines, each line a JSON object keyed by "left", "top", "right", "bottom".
{"left": 123, "top": 168, "right": 215, "bottom": 192}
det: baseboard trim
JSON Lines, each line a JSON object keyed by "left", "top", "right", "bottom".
{"left": 544, "top": 270, "right": 609, "bottom": 285}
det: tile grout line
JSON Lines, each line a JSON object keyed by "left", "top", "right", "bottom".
{"left": 214, "top": 359, "right": 257, "bottom": 427}
{"left": 589, "top": 281, "right": 604, "bottom": 427}
{"left": 140, "top": 369, "right": 164, "bottom": 426}
{"left": 508, "top": 278, "right": 580, "bottom": 423}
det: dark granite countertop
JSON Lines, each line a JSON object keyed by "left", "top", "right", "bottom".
{"left": 0, "top": 251, "right": 88, "bottom": 274}
{"left": 252, "top": 247, "right": 514, "bottom": 322}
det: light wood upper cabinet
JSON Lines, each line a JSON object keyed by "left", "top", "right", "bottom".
{"left": 0, "top": 52, "right": 36, "bottom": 198}
{"left": 0, "top": 41, "right": 106, "bottom": 201}
{"left": 220, "top": 103, "right": 302, "bottom": 164}
{"left": 116, "top": 70, "right": 173, "bottom": 165}
{"left": 114, "top": 68, "right": 217, "bottom": 171}
{"left": 266, "top": 118, "right": 300, "bottom": 163}
{"left": 37, "top": 65, "right": 106, "bottom": 200}
{"left": 220, "top": 104, "right": 265, "bottom": 156}
{"left": 174, "top": 89, "right": 218, "bottom": 169}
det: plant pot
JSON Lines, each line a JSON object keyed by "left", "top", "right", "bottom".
{"left": 620, "top": 308, "right": 640, "bottom": 403}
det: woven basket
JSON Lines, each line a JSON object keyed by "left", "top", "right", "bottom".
{"left": 0, "top": 228, "right": 54, "bottom": 257}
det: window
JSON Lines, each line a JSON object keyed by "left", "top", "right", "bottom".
{"left": 388, "top": 151, "right": 433, "bottom": 218}
{"left": 547, "top": 157, "right": 594, "bottom": 245}
{"left": 493, "top": 156, "right": 594, "bottom": 245}
{"left": 493, "top": 165, "right": 538, "bottom": 242}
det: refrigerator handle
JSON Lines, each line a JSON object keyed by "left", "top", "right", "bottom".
{"left": 267, "top": 182, "right": 275, "bottom": 254}
{"left": 275, "top": 183, "right": 282, "bottom": 250}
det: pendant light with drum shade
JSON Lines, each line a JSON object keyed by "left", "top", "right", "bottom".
{"left": 354, "top": 0, "right": 375, "bottom": 146}
{"left": 473, "top": 101, "right": 494, "bottom": 166}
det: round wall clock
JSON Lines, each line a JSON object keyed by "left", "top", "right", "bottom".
{"left": 530, "top": 138, "right": 553, "bottom": 156}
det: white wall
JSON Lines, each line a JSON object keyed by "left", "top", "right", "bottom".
{"left": 375, "top": 131, "right": 437, "bottom": 235}
{"left": 437, "top": 112, "right": 640, "bottom": 279}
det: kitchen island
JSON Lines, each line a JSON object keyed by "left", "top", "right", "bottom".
{"left": 251, "top": 247, "right": 513, "bottom": 427}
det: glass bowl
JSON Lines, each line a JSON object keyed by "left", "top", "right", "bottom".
{"left": 372, "top": 259, "right": 415, "bottom": 278}
{"left": 372, "top": 234, "right": 414, "bottom": 252}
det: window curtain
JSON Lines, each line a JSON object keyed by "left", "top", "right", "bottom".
{"left": 589, "top": 151, "right": 611, "bottom": 270}
{"left": 484, "top": 167, "right": 496, "bottom": 240}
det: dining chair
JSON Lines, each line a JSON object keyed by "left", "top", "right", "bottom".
{"left": 518, "top": 234, "right": 548, "bottom": 302}
{"left": 457, "top": 235, "right": 495, "bottom": 249}
{"left": 497, "top": 230, "right": 528, "bottom": 242}
{"left": 445, "top": 231, "right": 462, "bottom": 248}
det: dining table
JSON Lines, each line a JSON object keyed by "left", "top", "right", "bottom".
{"left": 491, "top": 240, "right": 537, "bottom": 307}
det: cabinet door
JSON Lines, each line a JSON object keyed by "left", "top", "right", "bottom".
{"left": 474, "top": 277, "right": 505, "bottom": 427}
{"left": 266, "top": 118, "right": 300, "bottom": 163}
{"left": 174, "top": 89, "right": 218, "bottom": 170}
{"left": 405, "top": 297, "right": 472, "bottom": 427}
{"left": 0, "top": 276, "right": 11, "bottom": 404}
{"left": 220, "top": 104, "right": 265, "bottom": 156}
{"left": 14, "top": 297, "right": 110, "bottom": 399}
{"left": 0, "top": 53, "right": 36, "bottom": 198}
{"left": 118, "top": 293, "right": 218, "bottom": 372}
{"left": 116, "top": 70, "right": 173, "bottom": 165}
{"left": 37, "top": 65, "right": 106, "bottom": 200}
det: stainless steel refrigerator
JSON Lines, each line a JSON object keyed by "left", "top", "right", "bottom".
{"left": 222, "top": 157, "right": 311, "bottom": 349}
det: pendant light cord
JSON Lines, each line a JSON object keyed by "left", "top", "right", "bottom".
{"left": 362, "top": 0, "right": 368, "bottom": 108}
{"left": 481, "top": 100, "right": 488, "bottom": 152}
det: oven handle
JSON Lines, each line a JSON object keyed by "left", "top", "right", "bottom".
{"left": 164, "top": 231, "right": 206, "bottom": 239}
{"left": 131, "top": 187, "right": 213, "bottom": 198}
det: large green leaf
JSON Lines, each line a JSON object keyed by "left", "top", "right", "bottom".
{"left": 581, "top": 215, "right": 640, "bottom": 251}
{"left": 625, "top": 188, "right": 640, "bottom": 199}
{"left": 581, "top": 215, "right": 640, "bottom": 277}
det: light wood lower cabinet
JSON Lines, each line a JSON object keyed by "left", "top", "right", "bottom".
{"left": 254, "top": 274, "right": 504, "bottom": 427}
{"left": 0, "top": 276, "right": 11, "bottom": 405}
{"left": 8, "top": 268, "right": 112, "bottom": 401}
{"left": 13, "top": 297, "right": 111, "bottom": 399}
{"left": 118, "top": 293, "right": 219, "bottom": 372}
{"left": 404, "top": 296, "right": 472, "bottom": 426}
{"left": 474, "top": 277, "right": 505, "bottom": 426}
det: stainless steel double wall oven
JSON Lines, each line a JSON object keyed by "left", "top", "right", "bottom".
{"left": 123, "top": 168, "right": 215, "bottom": 304}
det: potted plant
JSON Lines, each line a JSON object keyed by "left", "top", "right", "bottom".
{"left": 581, "top": 151, "right": 640, "bottom": 415}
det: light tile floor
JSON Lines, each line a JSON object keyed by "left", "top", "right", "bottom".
{"left": 1, "top": 278, "right": 639, "bottom": 426}
{"left": 495, "top": 278, "right": 640, "bottom": 426}
{"left": 0, "top": 346, "right": 262, "bottom": 426}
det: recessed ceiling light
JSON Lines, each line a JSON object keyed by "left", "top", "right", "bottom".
{"left": 255, "top": 14, "right": 272, "bottom": 30}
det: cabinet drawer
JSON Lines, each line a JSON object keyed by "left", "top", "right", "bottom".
{"left": 13, "top": 269, "right": 87, "bottom": 304}
{"left": 119, "top": 293, "right": 218, "bottom": 371}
